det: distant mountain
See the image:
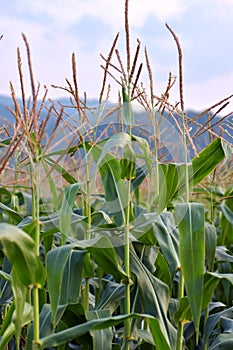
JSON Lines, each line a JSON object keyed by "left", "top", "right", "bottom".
{"left": 0, "top": 94, "right": 232, "bottom": 162}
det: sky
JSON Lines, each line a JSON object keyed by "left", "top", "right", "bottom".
{"left": 1, "top": 0, "right": 233, "bottom": 114}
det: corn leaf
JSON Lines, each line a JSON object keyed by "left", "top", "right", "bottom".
{"left": 39, "top": 313, "right": 171, "bottom": 349}
{"left": 86, "top": 310, "right": 112, "bottom": 350}
{"left": 175, "top": 203, "right": 205, "bottom": 339}
{"left": 60, "top": 182, "right": 81, "bottom": 244}
{"left": 46, "top": 244, "right": 86, "bottom": 326}
{"left": 0, "top": 223, "right": 45, "bottom": 287}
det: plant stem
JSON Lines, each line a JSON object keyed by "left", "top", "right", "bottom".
{"left": 32, "top": 287, "right": 40, "bottom": 349}
{"left": 203, "top": 308, "right": 209, "bottom": 350}
{"left": 181, "top": 111, "right": 189, "bottom": 203}
{"left": 124, "top": 179, "right": 131, "bottom": 350}
{"left": 84, "top": 144, "right": 91, "bottom": 311}
{"left": 176, "top": 270, "right": 184, "bottom": 350}
{"left": 176, "top": 320, "right": 184, "bottom": 350}
{"left": 153, "top": 109, "right": 160, "bottom": 209}
{"left": 31, "top": 153, "right": 41, "bottom": 347}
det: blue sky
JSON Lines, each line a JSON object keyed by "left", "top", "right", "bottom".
{"left": 1, "top": 0, "right": 233, "bottom": 114}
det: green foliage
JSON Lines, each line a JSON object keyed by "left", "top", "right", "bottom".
{"left": 0, "top": 3, "right": 232, "bottom": 349}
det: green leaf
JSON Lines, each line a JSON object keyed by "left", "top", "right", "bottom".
{"left": 96, "top": 280, "right": 125, "bottom": 313}
{"left": 132, "top": 134, "right": 152, "bottom": 175}
{"left": 0, "top": 202, "right": 23, "bottom": 224}
{"left": 157, "top": 163, "right": 186, "bottom": 212}
{"left": 154, "top": 251, "right": 172, "bottom": 290}
{"left": 175, "top": 203, "right": 205, "bottom": 338}
{"left": 120, "top": 143, "right": 136, "bottom": 180}
{"left": 147, "top": 317, "right": 172, "bottom": 350}
{"left": 91, "top": 141, "right": 129, "bottom": 226}
{"left": 218, "top": 198, "right": 233, "bottom": 247}
{"left": 124, "top": 244, "right": 177, "bottom": 348}
{"left": 191, "top": 138, "right": 226, "bottom": 187}
{"left": 221, "top": 316, "right": 233, "bottom": 333}
{"left": 86, "top": 310, "right": 113, "bottom": 350}
{"left": 207, "top": 272, "right": 233, "bottom": 285}
{"left": 46, "top": 244, "right": 86, "bottom": 325}
{"left": 60, "top": 249, "right": 86, "bottom": 305}
{"left": 202, "top": 273, "right": 222, "bottom": 310}
{"left": 61, "top": 303, "right": 93, "bottom": 348}
{"left": 60, "top": 183, "right": 81, "bottom": 244}
{"left": 122, "top": 82, "right": 134, "bottom": 125}
{"left": 0, "top": 301, "right": 15, "bottom": 337}
{"left": 203, "top": 306, "right": 233, "bottom": 348}
{"left": 0, "top": 303, "right": 33, "bottom": 350}
{"left": 0, "top": 223, "right": 45, "bottom": 287}
{"left": 41, "top": 157, "right": 59, "bottom": 211}
{"left": 205, "top": 223, "right": 217, "bottom": 271}
{"left": 152, "top": 212, "right": 180, "bottom": 277}
{"left": 26, "top": 304, "right": 68, "bottom": 349}
{"left": 216, "top": 246, "right": 233, "bottom": 263}
{"left": 133, "top": 212, "right": 179, "bottom": 277}
{"left": 174, "top": 297, "right": 192, "bottom": 325}
{"left": 0, "top": 257, "right": 13, "bottom": 304}
{"left": 11, "top": 270, "right": 27, "bottom": 348}
{"left": 85, "top": 236, "right": 128, "bottom": 282}
{"left": 208, "top": 333, "right": 233, "bottom": 350}
{"left": 39, "top": 313, "right": 170, "bottom": 349}
{"left": 44, "top": 156, "right": 78, "bottom": 184}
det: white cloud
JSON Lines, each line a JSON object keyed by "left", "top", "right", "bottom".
{"left": 185, "top": 72, "right": 233, "bottom": 115}
{"left": 1, "top": 0, "right": 233, "bottom": 111}
{"left": 19, "top": 0, "right": 186, "bottom": 29}
{"left": 188, "top": 0, "right": 233, "bottom": 23}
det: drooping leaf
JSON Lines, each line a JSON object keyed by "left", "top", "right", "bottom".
{"left": 96, "top": 280, "right": 125, "bottom": 313}
{"left": 0, "top": 223, "right": 45, "bottom": 287}
{"left": 39, "top": 313, "right": 170, "bottom": 349}
{"left": 60, "top": 182, "right": 81, "bottom": 244}
{"left": 208, "top": 333, "right": 233, "bottom": 350}
{"left": 116, "top": 243, "right": 177, "bottom": 348}
{"left": 215, "top": 246, "right": 233, "bottom": 263}
{"left": 60, "top": 249, "right": 86, "bottom": 305}
{"left": 26, "top": 304, "right": 72, "bottom": 349}
{"left": 0, "top": 303, "right": 33, "bottom": 350}
{"left": 147, "top": 317, "right": 172, "bottom": 350}
{"left": 203, "top": 306, "right": 233, "bottom": 348}
{"left": 91, "top": 141, "right": 129, "bottom": 226}
{"left": 11, "top": 270, "right": 27, "bottom": 348}
{"left": 0, "top": 202, "right": 23, "bottom": 224}
{"left": 191, "top": 138, "right": 226, "bottom": 187}
{"left": 84, "top": 236, "right": 128, "bottom": 282}
{"left": 86, "top": 310, "right": 113, "bottom": 350}
{"left": 154, "top": 251, "right": 172, "bottom": 291}
{"left": 133, "top": 212, "right": 179, "bottom": 277}
{"left": 46, "top": 244, "right": 86, "bottom": 325}
{"left": 157, "top": 163, "right": 186, "bottom": 212}
{"left": 205, "top": 223, "right": 217, "bottom": 271}
{"left": 44, "top": 155, "right": 78, "bottom": 184}
{"left": 61, "top": 303, "right": 93, "bottom": 348}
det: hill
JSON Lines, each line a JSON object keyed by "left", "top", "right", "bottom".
{"left": 0, "top": 95, "right": 232, "bottom": 162}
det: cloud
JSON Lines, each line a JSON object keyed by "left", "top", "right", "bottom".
{"left": 185, "top": 71, "right": 233, "bottom": 114}
{"left": 17, "top": 0, "right": 186, "bottom": 29}
{"left": 1, "top": 0, "right": 233, "bottom": 109}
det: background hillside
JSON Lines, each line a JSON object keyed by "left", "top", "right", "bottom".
{"left": 0, "top": 94, "right": 232, "bottom": 160}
